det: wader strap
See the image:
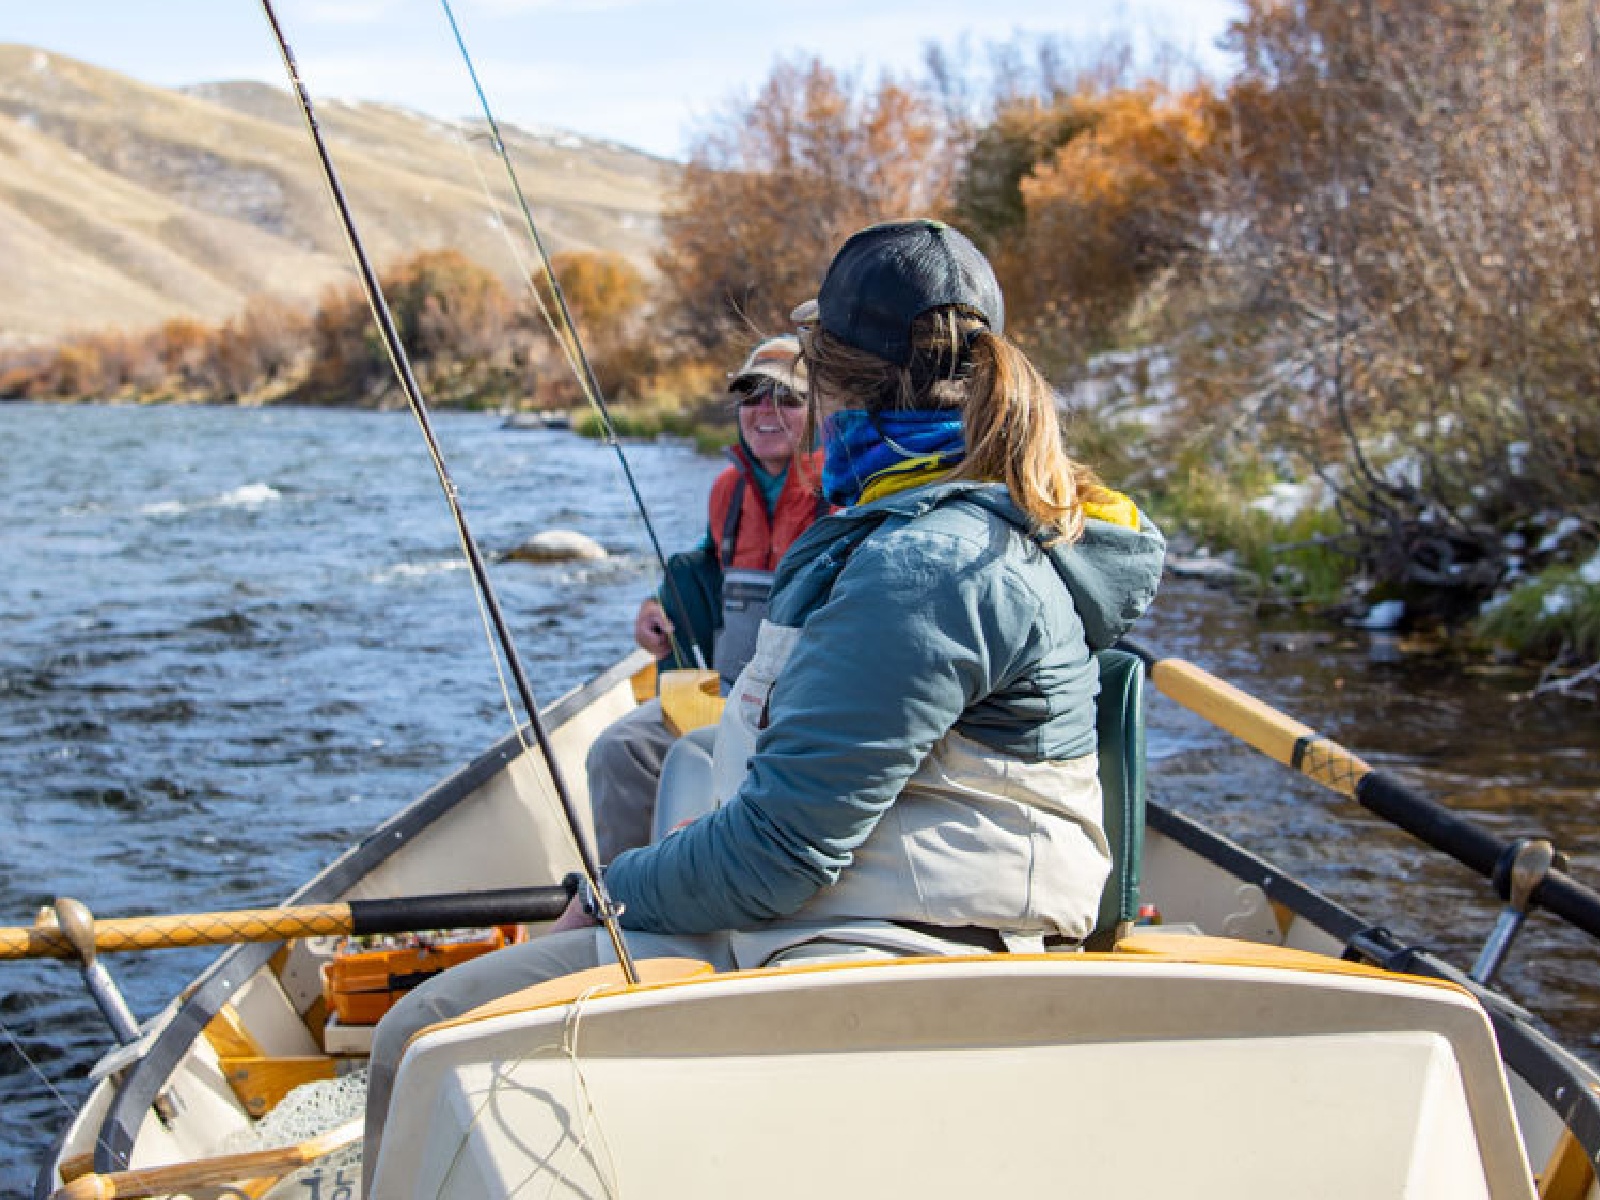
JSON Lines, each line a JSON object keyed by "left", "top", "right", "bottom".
{"left": 719, "top": 480, "right": 744, "bottom": 566}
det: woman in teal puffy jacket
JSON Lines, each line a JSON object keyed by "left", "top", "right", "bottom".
{"left": 363, "top": 219, "right": 1164, "bottom": 1187}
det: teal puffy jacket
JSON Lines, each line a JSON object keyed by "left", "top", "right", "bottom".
{"left": 605, "top": 480, "right": 1166, "bottom": 933}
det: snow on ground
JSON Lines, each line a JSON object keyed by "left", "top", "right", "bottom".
{"left": 1058, "top": 348, "right": 1179, "bottom": 430}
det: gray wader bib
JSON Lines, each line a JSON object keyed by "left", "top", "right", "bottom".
{"left": 712, "top": 567, "right": 773, "bottom": 687}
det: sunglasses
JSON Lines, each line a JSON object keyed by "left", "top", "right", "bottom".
{"left": 736, "top": 381, "right": 805, "bottom": 410}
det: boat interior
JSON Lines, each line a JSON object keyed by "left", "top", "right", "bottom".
{"left": 43, "top": 650, "right": 1600, "bottom": 1200}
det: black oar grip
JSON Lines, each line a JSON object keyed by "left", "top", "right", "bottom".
{"left": 1355, "top": 771, "right": 1505, "bottom": 879}
{"left": 1529, "top": 872, "right": 1600, "bottom": 944}
{"left": 1357, "top": 772, "right": 1600, "bottom": 942}
{"left": 348, "top": 883, "right": 575, "bottom": 936}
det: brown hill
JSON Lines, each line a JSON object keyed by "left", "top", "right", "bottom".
{"left": 0, "top": 45, "right": 673, "bottom": 348}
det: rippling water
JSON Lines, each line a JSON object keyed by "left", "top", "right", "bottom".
{"left": 2, "top": 402, "right": 1597, "bottom": 1194}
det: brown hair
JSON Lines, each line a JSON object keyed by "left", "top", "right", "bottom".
{"left": 803, "top": 310, "right": 1111, "bottom": 542}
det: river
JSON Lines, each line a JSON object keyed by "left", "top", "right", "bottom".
{"left": 2, "top": 402, "right": 1597, "bottom": 1195}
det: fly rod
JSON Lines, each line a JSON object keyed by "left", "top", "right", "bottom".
{"left": 258, "top": 0, "right": 637, "bottom": 984}
{"left": 439, "top": 0, "right": 708, "bottom": 671}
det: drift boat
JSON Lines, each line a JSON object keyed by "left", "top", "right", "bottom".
{"left": 19, "top": 644, "right": 1600, "bottom": 1200}
{"left": 17, "top": 3, "right": 1600, "bottom": 1194}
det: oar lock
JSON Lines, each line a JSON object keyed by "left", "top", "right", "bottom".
{"left": 43, "top": 897, "right": 100, "bottom": 965}
{"left": 37, "top": 898, "right": 182, "bottom": 1121}
{"left": 1492, "top": 837, "right": 1563, "bottom": 910}
{"left": 1473, "top": 838, "right": 1562, "bottom": 987}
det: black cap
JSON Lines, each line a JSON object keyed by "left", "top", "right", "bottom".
{"left": 792, "top": 219, "right": 1004, "bottom": 366}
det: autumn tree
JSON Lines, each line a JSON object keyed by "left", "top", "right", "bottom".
{"left": 155, "top": 319, "right": 213, "bottom": 391}
{"left": 658, "top": 57, "right": 948, "bottom": 359}
{"left": 304, "top": 284, "right": 383, "bottom": 404}
{"left": 0, "top": 346, "right": 50, "bottom": 398}
{"left": 1016, "top": 84, "right": 1216, "bottom": 353}
{"left": 303, "top": 250, "right": 516, "bottom": 404}
{"left": 212, "top": 296, "right": 312, "bottom": 399}
{"left": 526, "top": 250, "right": 651, "bottom": 404}
{"left": 1192, "top": 0, "right": 1600, "bottom": 605}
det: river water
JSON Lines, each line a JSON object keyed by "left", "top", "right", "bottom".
{"left": 2, "top": 402, "right": 1597, "bottom": 1193}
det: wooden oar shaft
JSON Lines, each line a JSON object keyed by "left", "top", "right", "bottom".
{"left": 53, "top": 1118, "right": 359, "bottom": 1200}
{"left": 1132, "top": 642, "right": 1600, "bottom": 944}
{"left": 1148, "top": 657, "right": 1373, "bottom": 796}
{"left": 1, "top": 885, "right": 572, "bottom": 961}
{"left": 1, "top": 905, "right": 351, "bottom": 960}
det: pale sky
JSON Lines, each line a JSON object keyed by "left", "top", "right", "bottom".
{"left": 4, "top": 1, "right": 1241, "bottom": 159}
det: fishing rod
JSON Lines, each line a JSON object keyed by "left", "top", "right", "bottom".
{"left": 1120, "top": 638, "right": 1600, "bottom": 975}
{"left": 258, "top": 0, "right": 637, "bottom": 985}
{"left": 438, "top": 0, "right": 709, "bottom": 672}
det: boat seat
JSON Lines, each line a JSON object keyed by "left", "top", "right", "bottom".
{"left": 1086, "top": 647, "right": 1147, "bottom": 951}
{"left": 652, "top": 725, "right": 718, "bottom": 843}
{"left": 647, "top": 650, "right": 1147, "bottom": 951}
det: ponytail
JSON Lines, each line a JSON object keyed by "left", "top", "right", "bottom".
{"left": 803, "top": 312, "right": 1110, "bottom": 542}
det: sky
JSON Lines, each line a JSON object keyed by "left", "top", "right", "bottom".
{"left": 4, "top": 1, "right": 1241, "bottom": 160}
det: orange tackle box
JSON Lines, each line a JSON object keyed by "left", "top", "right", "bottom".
{"left": 322, "top": 927, "right": 516, "bottom": 1025}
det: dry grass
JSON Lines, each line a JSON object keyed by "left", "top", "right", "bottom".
{"left": 0, "top": 45, "right": 673, "bottom": 343}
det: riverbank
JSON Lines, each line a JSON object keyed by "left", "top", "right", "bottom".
{"left": 559, "top": 374, "right": 1600, "bottom": 683}
{"left": 12, "top": 362, "right": 1598, "bottom": 682}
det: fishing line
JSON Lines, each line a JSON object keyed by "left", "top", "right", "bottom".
{"left": 257, "top": 0, "right": 637, "bottom": 985}
{"left": 451, "top": 131, "right": 589, "bottom": 391}
{"left": 0, "top": 1012, "right": 127, "bottom": 1168}
{"left": 437, "top": 128, "right": 582, "bottom": 771}
{"left": 436, "top": 0, "right": 708, "bottom": 672}
{"left": 1, "top": 1013, "right": 74, "bottom": 1113}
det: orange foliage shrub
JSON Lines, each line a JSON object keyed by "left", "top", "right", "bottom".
{"left": 214, "top": 297, "right": 311, "bottom": 399}
{"left": 305, "top": 284, "right": 381, "bottom": 403}
{"left": 659, "top": 58, "right": 947, "bottom": 358}
{"left": 387, "top": 249, "right": 512, "bottom": 366}
{"left": 527, "top": 250, "right": 651, "bottom": 404}
{"left": 545, "top": 250, "right": 646, "bottom": 336}
{"left": 1017, "top": 85, "right": 1216, "bottom": 350}
{"left": 156, "top": 319, "right": 213, "bottom": 389}
{"left": 303, "top": 250, "right": 515, "bottom": 403}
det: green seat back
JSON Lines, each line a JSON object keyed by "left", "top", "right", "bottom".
{"left": 1086, "top": 648, "right": 1147, "bottom": 950}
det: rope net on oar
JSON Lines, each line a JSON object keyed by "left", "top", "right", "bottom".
{"left": 2, "top": 907, "right": 352, "bottom": 960}
{"left": 2, "top": 885, "right": 574, "bottom": 961}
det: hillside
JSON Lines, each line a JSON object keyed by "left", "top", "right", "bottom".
{"left": 0, "top": 45, "right": 673, "bottom": 347}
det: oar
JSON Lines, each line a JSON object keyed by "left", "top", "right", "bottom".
{"left": 1120, "top": 639, "right": 1600, "bottom": 945}
{"left": 0, "top": 885, "right": 572, "bottom": 961}
{"left": 52, "top": 1118, "right": 358, "bottom": 1200}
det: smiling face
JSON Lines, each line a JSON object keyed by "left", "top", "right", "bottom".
{"left": 736, "top": 380, "right": 807, "bottom": 474}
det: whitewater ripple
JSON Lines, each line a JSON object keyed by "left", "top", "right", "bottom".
{"left": 141, "top": 483, "right": 282, "bottom": 516}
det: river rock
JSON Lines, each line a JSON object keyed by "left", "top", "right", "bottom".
{"left": 505, "top": 530, "right": 608, "bottom": 563}
{"left": 1165, "top": 555, "right": 1258, "bottom": 587}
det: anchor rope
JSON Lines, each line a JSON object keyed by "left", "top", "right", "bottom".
{"left": 428, "top": 986, "right": 621, "bottom": 1200}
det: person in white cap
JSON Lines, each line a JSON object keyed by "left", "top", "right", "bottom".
{"left": 586, "top": 334, "right": 826, "bottom": 863}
